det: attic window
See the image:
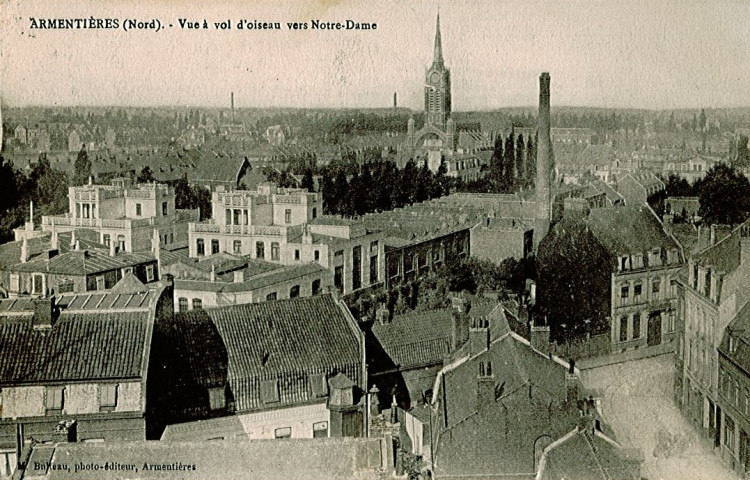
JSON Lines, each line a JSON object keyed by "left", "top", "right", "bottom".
{"left": 310, "top": 374, "right": 327, "bottom": 397}
{"left": 45, "top": 387, "right": 65, "bottom": 415}
{"left": 99, "top": 384, "right": 118, "bottom": 412}
{"left": 260, "top": 379, "right": 280, "bottom": 404}
{"left": 9, "top": 274, "right": 19, "bottom": 293}
{"left": 208, "top": 386, "right": 226, "bottom": 410}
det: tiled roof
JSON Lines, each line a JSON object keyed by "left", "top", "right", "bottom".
{"left": 0, "top": 310, "right": 149, "bottom": 385}
{"left": 693, "top": 221, "right": 749, "bottom": 273}
{"left": 9, "top": 249, "right": 156, "bottom": 276}
{"left": 170, "top": 294, "right": 362, "bottom": 412}
{"left": 586, "top": 206, "right": 680, "bottom": 255}
{"left": 719, "top": 301, "right": 750, "bottom": 372}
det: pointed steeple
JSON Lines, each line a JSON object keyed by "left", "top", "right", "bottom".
{"left": 433, "top": 13, "right": 444, "bottom": 66}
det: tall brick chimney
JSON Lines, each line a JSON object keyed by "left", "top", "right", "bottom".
{"left": 535, "top": 72, "right": 552, "bottom": 246}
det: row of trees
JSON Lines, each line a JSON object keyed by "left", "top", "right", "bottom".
{"left": 659, "top": 164, "right": 750, "bottom": 226}
{"left": 317, "top": 159, "right": 456, "bottom": 217}
{"left": 460, "top": 132, "right": 536, "bottom": 194}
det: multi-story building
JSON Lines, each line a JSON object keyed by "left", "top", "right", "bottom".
{"left": 717, "top": 301, "right": 750, "bottom": 474}
{"left": 586, "top": 207, "right": 684, "bottom": 353}
{"left": 41, "top": 177, "right": 199, "bottom": 253}
{"left": 0, "top": 279, "right": 173, "bottom": 474}
{"left": 187, "top": 184, "right": 386, "bottom": 295}
{"left": 149, "top": 294, "right": 367, "bottom": 440}
{"left": 680, "top": 222, "right": 750, "bottom": 450}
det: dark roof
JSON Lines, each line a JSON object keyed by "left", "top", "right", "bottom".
{"left": 9, "top": 249, "right": 156, "bottom": 276}
{"left": 371, "top": 302, "right": 503, "bottom": 370}
{"left": 0, "top": 310, "right": 150, "bottom": 385}
{"left": 693, "top": 222, "right": 748, "bottom": 273}
{"left": 719, "top": 301, "right": 750, "bottom": 373}
{"left": 24, "top": 438, "right": 384, "bottom": 480}
{"left": 586, "top": 206, "right": 680, "bottom": 255}
{"left": 539, "top": 429, "right": 642, "bottom": 480}
{"left": 171, "top": 294, "right": 362, "bottom": 412}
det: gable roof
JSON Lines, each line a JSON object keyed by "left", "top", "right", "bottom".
{"left": 8, "top": 249, "right": 156, "bottom": 276}
{"left": 170, "top": 294, "right": 362, "bottom": 412}
{"left": 0, "top": 294, "right": 156, "bottom": 385}
{"left": 586, "top": 206, "right": 680, "bottom": 255}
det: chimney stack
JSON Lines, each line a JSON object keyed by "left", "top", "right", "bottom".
{"left": 393, "top": 92, "right": 397, "bottom": 109}
{"left": 451, "top": 308, "right": 470, "bottom": 351}
{"left": 20, "top": 237, "right": 29, "bottom": 263}
{"left": 231, "top": 92, "right": 235, "bottom": 122}
{"left": 109, "top": 239, "right": 117, "bottom": 256}
{"left": 530, "top": 322, "right": 551, "bottom": 354}
{"left": 477, "top": 361, "right": 496, "bottom": 414}
{"left": 469, "top": 316, "right": 490, "bottom": 356}
{"left": 535, "top": 72, "right": 552, "bottom": 244}
{"left": 566, "top": 358, "right": 580, "bottom": 404}
{"left": 32, "top": 296, "right": 56, "bottom": 330}
{"left": 70, "top": 231, "right": 77, "bottom": 251}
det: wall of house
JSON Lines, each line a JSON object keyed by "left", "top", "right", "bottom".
{"left": 236, "top": 402, "right": 329, "bottom": 439}
{"left": 0, "top": 382, "right": 142, "bottom": 420}
{"left": 470, "top": 226, "right": 530, "bottom": 264}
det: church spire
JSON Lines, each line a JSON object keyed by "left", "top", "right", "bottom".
{"left": 433, "top": 13, "right": 444, "bottom": 66}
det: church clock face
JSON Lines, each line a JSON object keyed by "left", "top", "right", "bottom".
{"left": 430, "top": 71, "right": 440, "bottom": 84}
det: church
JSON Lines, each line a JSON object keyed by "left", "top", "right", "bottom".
{"left": 401, "top": 15, "right": 492, "bottom": 181}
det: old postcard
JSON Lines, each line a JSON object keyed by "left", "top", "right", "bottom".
{"left": 1, "top": 0, "right": 750, "bottom": 479}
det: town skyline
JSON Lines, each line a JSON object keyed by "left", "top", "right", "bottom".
{"left": 2, "top": 0, "right": 750, "bottom": 110}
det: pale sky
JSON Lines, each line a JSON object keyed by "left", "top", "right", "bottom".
{"left": 1, "top": 0, "right": 749, "bottom": 110}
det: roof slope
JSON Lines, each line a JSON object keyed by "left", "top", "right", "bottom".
{"left": 586, "top": 206, "right": 678, "bottom": 255}
{"left": 0, "top": 311, "right": 149, "bottom": 385}
{"left": 171, "top": 294, "right": 362, "bottom": 411}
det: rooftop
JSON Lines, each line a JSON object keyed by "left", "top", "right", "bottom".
{"left": 586, "top": 206, "right": 680, "bottom": 256}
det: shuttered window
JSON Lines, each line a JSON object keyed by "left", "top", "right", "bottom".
{"left": 260, "top": 379, "right": 279, "bottom": 404}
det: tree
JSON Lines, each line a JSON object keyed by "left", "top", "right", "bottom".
{"left": 536, "top": 219, "right": 613, "bottom": 341}
{"left": 502, "top": 130, "right": 516, "bottom": 190}
{"left": 0, "top": 155, "right": 19, "bottom": 214}
{"left": 300, "top": 168, "right": 315, "bottom": 192}
{"left": 525, "top": 136, "right": 536, "bottom": 186}
{"left": 73, "top": 146, "right": 92, "bottom": 186}
{"left": 515, "top": 134, "right": 525, "bottom": 188}
{"left": 664, "top": 174, "right": 693, "bottom": 197}
{"left": 137, "top": 166, "right": 156, "bottom": 183}
{"left": 695, "top": 163, "right": 750, "bottom": 226}
{"left": 172, "top": 175, "right": 212, "bottom": 220}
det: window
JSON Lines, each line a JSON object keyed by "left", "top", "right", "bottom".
{"left": 633, "top": 313, "right": 641, "bottom": 339}
{"left": 261, "top": 379, "right": 280, "bottom": 404}
{"left": 294, "top": 249, "right": 300, "bottom": 261}
{"left": 146, "top": 265, "right": 155, "bottom": 282}
{"left": 284, "top": 209, "right": 292, "bottom": 224}
{"left": 162, "top": 201, "right": 168, "bottom": 216}
{"left": 310, "top": 374, "right": 327, "bottom": 397}
{"left": 634, "top": 283, "right": 642, "bottom": 297}
{"left": 621, "top": 285, "right": 630, "bottom": 299}
{"left": 334, "top": 249, "right": 343, "bottom": 258}
{"left": 178, "top": 297, "right": 188, "bottom": 312}
{"left": 370, "top": 255, "right": 379, "bottom": 284}
{"left": 274, "top": 427, "right": 291, "bottom": 439}
{"left": 211, "top": 239, "right": 220, "bottom": 255}
{"left": 313, "top": 422, "right": 328, "bottom": 438}
{"left": 96, "top": 275, "right": 105, "bottom": 291}
{"left": 312, "top": 279, "right": 321, "bottom": 295}
{"left": 370, "top": 240, "right": 379, "bottom": 253}
{"left": 45, "top": 386, "right": 65, "bottom": 414}
{"left": 233, "top": 209, "right": 241, "bottom": 225}
{"left": 727, "top": 415, "right": 736, "bottom": 451}
{"left": 266, "top": 292, "right": 277, "bottom": 301}
{"left": 271, "top": 242, "right": 279, "bottom": 261}
{"left": 289, "top": 285, "right": 300, "bottom": 298}
{"left": 103, "top": 234, "right": 111, "bottom": 247}
{"left": 208, "top": 386, "right": 226, "bottom": 410}
{"left": 117, "top": 235, "right": 126, "bottom": 252}
{"left": 334, "top": 265, "right": 344, "bottom": 292}
{"left": 314, "top": 250, "right": 320, "bottom": 261}
{"left": 619, "top": 317, "right": 628, "bottom": 342}
{"left": 256, "top": 242, "right": 265, "bottom": 259}
{"left": 653, "top": 279, "right": 661, "bottom": 294}
{"left": 312, "top": 207, "right": 317, "bottom": 219}
{"left": 99, "top": 384, "right": 118, "bottom": 412}
{"left": 197, "top": 238, "right": 205, "bottom": 256}
{"left": 352, "top": 246, "right": 362, "bottom": 291}
{"left": 225, "top": 209, "right": 231, "bottom": 225}
{"left": 737, "top": 380, "right": 741, "bottom": 406}
{"left": 192, "top": 298, "right": 203, "bottom": 310}
{"left": 135, "top": 203, "right": 142, "bottom": 216}
{"left": 233, "top": 240, "right": 242, "bottom": 254}
{"left": 9, "top": 274, "right": 19, "bottom": 293}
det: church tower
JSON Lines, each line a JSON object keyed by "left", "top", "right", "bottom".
{"left": 424, "top": 14, "right": 451, "bottom": 131}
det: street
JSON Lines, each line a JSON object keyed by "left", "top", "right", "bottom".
{"left": 580, "top": 354, "right": 742, "bottom": 480}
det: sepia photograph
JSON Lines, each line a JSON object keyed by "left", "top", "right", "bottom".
{"left": 1, "top": 0, "right": 750, "bottom": 478}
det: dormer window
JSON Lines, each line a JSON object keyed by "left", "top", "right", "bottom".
{"left": 208, "top": 386, "right": 226, "bottom": 410}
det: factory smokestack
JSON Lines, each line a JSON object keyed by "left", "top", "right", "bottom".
{"left": 231, "top": 92, "right": 235, "bottom": 122}
{"left": 535, "top": 72, "right": 551, "bottom": 246}
{"left": 393, "top": 92, "right": 397, "bottom": 108}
